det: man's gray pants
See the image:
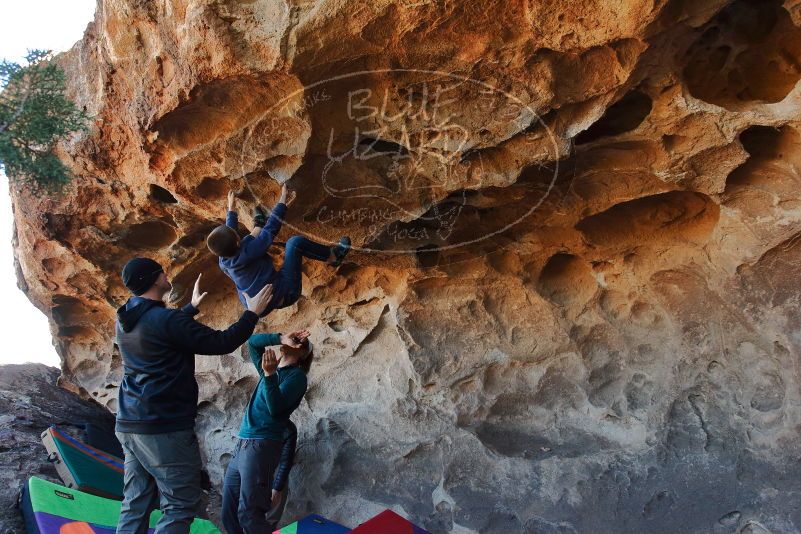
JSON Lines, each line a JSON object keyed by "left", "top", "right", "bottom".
{"left": 115, "top": 430, "right": 202, "bottom": 534}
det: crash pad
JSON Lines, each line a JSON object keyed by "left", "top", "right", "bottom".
{"left": 274, "top": 514, "right": 351, "bottom": 534}
{"left": 41, "top": 426, "right": 124, "bottom": 500}
{"left": 20, "top": 477, "right": 220, "bottom": 533}
{"left": 81, "top": 422, "right": 124, "bottom": 458}
{"left": 350, "top": 509, "right": 431, "bottom": 534}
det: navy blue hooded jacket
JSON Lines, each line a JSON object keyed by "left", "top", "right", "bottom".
{"left": 219, "top": 203, "right": 287, "bottom": 307}
{"left": 114, "top": 297, "right": 259, "bottom": 433}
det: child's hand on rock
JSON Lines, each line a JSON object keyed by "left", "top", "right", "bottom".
{"left": 278, "top": 184, "right": 296, "bottom": 206}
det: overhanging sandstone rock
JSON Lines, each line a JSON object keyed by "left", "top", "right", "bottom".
{"left": 9, "top": 0, "right": 801, "bottom": 531}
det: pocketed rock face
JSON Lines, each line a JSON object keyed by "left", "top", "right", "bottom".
{"left": 10, "top": 0, "right": 801, "bottom": 532}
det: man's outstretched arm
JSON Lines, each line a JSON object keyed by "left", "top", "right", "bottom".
{"left": 164, "top": 309, "right": 258, "bottom": 355}
{"left": 163, "top": 280, "right": 274, "bottom": 355}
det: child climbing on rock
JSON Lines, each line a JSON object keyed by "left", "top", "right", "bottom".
{"left": 207, "top": 185, "right": 350, "bottom": 316}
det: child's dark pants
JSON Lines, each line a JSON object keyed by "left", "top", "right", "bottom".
{"left": 261, "top": 235, "right": 330, "bottom": 316}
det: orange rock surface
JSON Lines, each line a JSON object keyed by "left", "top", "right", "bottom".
{"left": 10, "top": 0, "right": 801, "bottom": 531}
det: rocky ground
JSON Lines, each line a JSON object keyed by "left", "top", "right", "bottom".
{"left": 7, "top": 0, "right": 801, "bottom": 532}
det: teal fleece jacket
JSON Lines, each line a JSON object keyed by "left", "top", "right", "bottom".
{"left": 238, "top": 333, "right": 308, "bottom": 440}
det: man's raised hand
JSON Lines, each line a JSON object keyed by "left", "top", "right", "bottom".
{"left": 261, "top": 348, "right": 279, "bottom": 376}
{"left": 244, "top": 284, "right": 273, "bottom": 316}
{"left": 191, "top": 274, "right": 208, "bottom": 310}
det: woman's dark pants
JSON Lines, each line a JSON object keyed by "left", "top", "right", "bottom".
{"left": 221, "top": 438, "right": 284, "bottom": 534}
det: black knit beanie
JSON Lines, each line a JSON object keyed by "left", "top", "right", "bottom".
{"left": 121, "top": 257, "right": 163, "bottom": 296}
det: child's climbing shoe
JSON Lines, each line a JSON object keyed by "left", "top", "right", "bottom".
{"left": 253, "top": 206, "right": 267, "bottom": 228}
{"left": 330, "top": 236, "right": 351, "bottom": 267}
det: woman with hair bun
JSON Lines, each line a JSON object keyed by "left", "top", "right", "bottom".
{"left": 221, "top": 329, "right": 314, "bottom": 534}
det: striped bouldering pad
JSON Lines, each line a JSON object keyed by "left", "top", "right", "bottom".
{"left": 20, "top": 477, "right": 220, "bottom": 533}
{"left": 41, "top": 426, "right": 125, "bottom": 500}
{"left": 81, "top": 422, "right": 124, "bottom": 458}
{"left": 350, "top": 510, "right": 431, "bottom": 534}
{"left": 274, "top": 514, "right": 351, "bottom": 533}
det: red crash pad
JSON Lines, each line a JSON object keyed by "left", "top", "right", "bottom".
{"left": 350, "top": 509, "right": 431, "bottom": 534}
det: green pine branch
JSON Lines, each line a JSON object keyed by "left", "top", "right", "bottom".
{"left": 0, "top": 49, "right": 89, "bottom": 193}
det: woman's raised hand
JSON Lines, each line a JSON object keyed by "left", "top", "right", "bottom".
{"left": 261, "top": 348, "right": 279, "bottom": 376}
{"left": 280, "top": 329, "right": 310, "bottom": 348}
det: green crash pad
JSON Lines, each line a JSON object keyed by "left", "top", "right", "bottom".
{"left": 21, "top": 477, "right": 220, "bottom": 533}
{"left": 41, "top": 426, "right": 124, "bottom": 500}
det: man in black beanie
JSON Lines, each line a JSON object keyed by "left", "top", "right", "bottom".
{"left": 114, "top": 257, "right": 274, "bottom": 534}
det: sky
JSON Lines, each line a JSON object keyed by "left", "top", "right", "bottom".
{"left": 0, "top": 0, "right": 97, "bottom": 366}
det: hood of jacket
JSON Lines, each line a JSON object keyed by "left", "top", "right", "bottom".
{"left": 116, "top": 298, "right": 164, "bottom": 333}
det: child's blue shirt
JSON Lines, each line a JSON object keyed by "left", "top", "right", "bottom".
{"left": 219, "top": 203, "right": 287, "bottom": 306}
